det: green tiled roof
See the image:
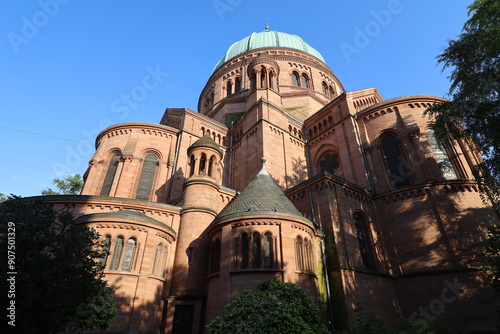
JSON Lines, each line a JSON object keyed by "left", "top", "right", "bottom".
{"left": 213, "top": 160, "right": 313, "bottom": 225}
{"left": 213, "top": 29, "right": 325, "bottom": 72}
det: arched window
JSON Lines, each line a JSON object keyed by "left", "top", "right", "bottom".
{"left": 122, "top": 237, "right": 137, "bottom": 272}
{"left": 208, "top": 156, "right": 215, "bottom": 177}
{"left": 263, "top": 232, "right": 273, "bottom": 268}
{"left": 226, "top": 81, "right": 232, "bottom": 97}
{"left": 136, "top": 154, "right": 158, "bottom": 200}
{"left": 295, "top": 236, "right": 304, "bottom": 270}
{"left": 109, "top": 236, "right": 124, "bottom": 270}
{"left": 426, "top": 129, "right": 457, "bottom": 180}
{"left": 199, "top": 153, "right": 207, "bottom": 175}
{"left": 295, "top": 235, "right": 314, "bottom": 272}
{"left": 209, "top": 238, "right": 221, "bottom": 274}
{"left": 329, "top": 86, "right": 334, "bottom": 98}
{"left": 322, "top": 82, "right": 328, "bottom": 95}
{"left": 301, "top": 74, "right": 309, "bottom": 88}
{"left": 291, "top": 72, "right": 299, "bottom": 86}
{"left": 381, "top": 134, "right": 411, "bottom": 188}
{"left": 250, "top": 73, "right": 256, "bottom": 91}
{"left": 235, "top": 77, "right": 241, "bottom": 92}
{"left": 241, "top": 232, "right": 249, "bottom": 269}
{"left": 100, "top": 153, "right": 120, "bottom": 196}
{"left": 260, "top": 68, "right": 266, "bottom": 88}
{"left": 269, "top": 71, "right": 275, "bottom": 89}
{"left": 152, "top": 243, "right": 163, "bottom": 276}
{"left": 252, "top": 232, "right": 261, "bottom": 269}
{"left": 189, "top": 154, "right": 196, "bottom": 177}
{"left": 354, "top": 213, "right": 375, "bottom": 270}
{"left": 100, "top": 235, "right": 112, "bottom": 269}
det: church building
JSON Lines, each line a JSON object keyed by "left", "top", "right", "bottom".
{"left": 40, "top": 27, "right": 499, "bottom": 333}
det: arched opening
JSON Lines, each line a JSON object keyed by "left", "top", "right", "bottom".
{"left": 380, "top": 133, "right": 411, "bottom": 188}
{"left": 199, "top": 153, "right": 207, "bottom": 175}
{"left": 136, "top": 154, "right": 158, "bottom": 200}
{"left": 354, "top": 212, "right": 376, "bottom": 270}
{"left": 301, "top": 74, "right": 309, "bottom": 88}
{"left": 109, "top": 236, "right": 124, "bottom": 270}
{"left": 100, "top": 153, "right": 120, "bottom": 196}
{"left": 291, "top": 72, "right": 299, "bottom": 86}
{"left": 122, "top": 237, "right": 137, "bottom": 272}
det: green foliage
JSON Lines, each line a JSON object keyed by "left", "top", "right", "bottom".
{"left": 425, "top": 0, "right": 500, "bottom": 210}
{"left": 0, "top": 196, "right": 117, "bottom": 333}
{"left": 484, "top": 223, "right": 500, "bottom": 291}
{"left": 343, "top": 305, "right": 436, "bottom": 334}
{"left": 42, "top": 174, "right": 83, "bottom": 195}
{"left": 208, "top": 279, "right": 330, "bottom": 334}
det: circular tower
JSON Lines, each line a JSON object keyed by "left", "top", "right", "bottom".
{"left": 167, "top": 133, "right": 223, "bottom": 332}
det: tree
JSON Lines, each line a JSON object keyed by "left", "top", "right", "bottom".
{"left": 425, "top": 0, "right": 500, "bottom": 209}
{"left": 0, "top": 196, "right": 117, "bottom": 333}
{"left": 208, "top": 279, "right": 330, "bottom": 334}
{"left": 42, "top": 174, "right": 83, "bottom": 195}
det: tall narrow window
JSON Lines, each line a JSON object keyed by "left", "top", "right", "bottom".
{"left": 189, "top": 154, "right": 196, "bottom": 177}
{"left": 381, "top": 134, "right": 411, "bottom": 188}
{"left": 295, "top": 236, "right": 304, "bottom": 270}
{"left": 291, "top": 72, "right": 299, "bottom": 86}
{"left": 322, "top": 82, "right": 328, "bottom": 95}
{"left": 252, "top": 232, "right": 261, "bottom": 268}
{"left": 235, "top": 77, "right": 241, "bottom": 92}
{"left": 136, "top": 154, "right": 158, "bottom": 200}
{"left": 426, "top": 129, "right": 457, "bottom": 180}
{"left": 187, "top": 247, "right": 194, "bottom": 264}
{"left": 210, "top": 238, "right": 221, "bottom": 274}
{"left": 301, "top": 74, "right": 309, "bottom": 88}
{"left": 355, "top": 213, "right": 375, "bottom": 270}
{"left": 304, "top": 238, "right": 311, "bottom": 271}
{"left": 199, "top": 153, "right": 207, "bottom": 175}
{"left": 152, "top": 243, "right": 167, "bottom": 277}
{"left": 100, "top": 153, "right": 120, "bottom": 196}
{"left": 226, "top": 81, "right": 232, "bottom": 96}
{"left": 109, "top": 236, "right": 124, "bottom": 270}
{"left": 122, "top": 238, "right": 137, "bottom": 272}
{"left": 250, "top": 73, "right": 256, "bottom": 91}
{"left": 152, "top": 243, "right": 162, "bottom": 276}
{"left": 100, "top": 235, "right": 112, "bottom": 269}
{"left": 241, "top": 233, "right": 249, "bottom": 269}
{"left": 208, "top": 156, "right": 215, "bottom": 177}
{"left": 263, "top": 232, "right": 273, "bottom": 268}
{"left": 269, "top": 72, "right": 275, "bottom": 89}
{"left": 329, "top": 86, "right": 334, "bottom": 98}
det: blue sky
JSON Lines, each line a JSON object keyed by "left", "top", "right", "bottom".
{"left": 1, "top": 0, "right": 472, "bottom": 197}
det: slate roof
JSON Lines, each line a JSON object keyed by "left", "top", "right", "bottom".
{"left": 213, "top": 159, "right": 313, "bottom": 226}
{"left": 75, "top": 209, "right": 176, "bottom": 236}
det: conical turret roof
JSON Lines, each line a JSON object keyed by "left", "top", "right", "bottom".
{"left": 213, "top": 159, "right": 312, "bottom": 225}
{"left": 188, "top": 133, "right": 223, "bottom": 156}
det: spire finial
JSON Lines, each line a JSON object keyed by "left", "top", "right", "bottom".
{"left": 265, "top": 19, "right": 269, "bottom": 31}
{"left": 261, "top": 157, "right": 267, "bottom": 170}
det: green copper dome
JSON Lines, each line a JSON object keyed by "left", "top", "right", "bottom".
{"left": 213, "top": 29, "right": 325, "bottom": 72}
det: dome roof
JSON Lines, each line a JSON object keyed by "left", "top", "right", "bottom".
{"left": 212, "top": 159, "right": 313, "bottom": 226}
{"left": 213, "top": 29, "right": 325, "bottom": 72}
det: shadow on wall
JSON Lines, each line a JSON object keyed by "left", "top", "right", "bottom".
{"left": 336, "top": 185, "right": 498, "bottom": 331}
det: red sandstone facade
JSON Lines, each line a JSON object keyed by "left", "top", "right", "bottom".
{"left": 38, "top": 29, "right": 498, "bottom": 333}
